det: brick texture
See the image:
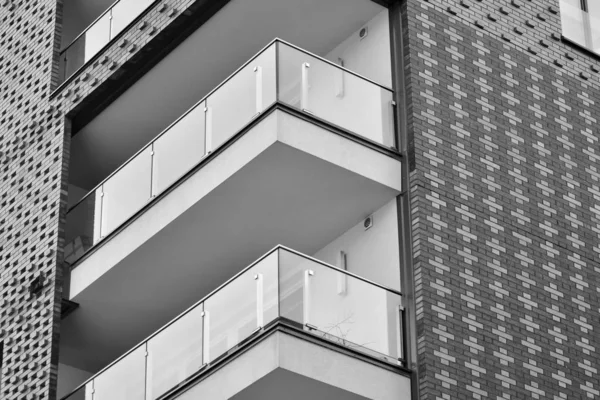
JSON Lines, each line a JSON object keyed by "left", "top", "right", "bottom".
{"left": 0, "top": 0, "right": 65, "bottom": 399}
{"left": 405, "top": 0, "right": 600, "bottom": 398}
{"left": 0, "top": 0, "right": 206, "bottom": 399}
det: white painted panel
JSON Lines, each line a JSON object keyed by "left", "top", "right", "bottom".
{"left": 313, "top": 199, "right": 401, "bottom": 291}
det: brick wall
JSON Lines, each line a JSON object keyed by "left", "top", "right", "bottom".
{"left": 0, "top": 0, "right": 209, "bottom": 399}
{"left": 405, "top": 0, "right": 600, "bottom": 398}
{"left": 0, "top": 0, "right": 65, "bottom": 399}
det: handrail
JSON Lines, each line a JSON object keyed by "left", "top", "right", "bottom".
{"left": 279, "top": 39, "right": 393, "bottom": 92}
{"left": 280, "top": 245, "right": 403, "bottom": 297}
{"left": 67, "top": 38, "right": 394, "bottom": 213}
{"left": 60, "top": 245, "right": 403, "bottom": 399}
{"left": 66, "top": 38, "right": 278, "bottom": 213}
{"left": 59, "top": 0, "right": 155, "bottom": 55}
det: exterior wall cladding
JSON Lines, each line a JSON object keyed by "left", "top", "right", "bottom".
{"left": 0, "top": 0, "right": 599, "bottom": 400}
{"left": 404, "top": 0, "right": 600, "bottom": 399}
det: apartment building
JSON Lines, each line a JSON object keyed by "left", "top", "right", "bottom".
{"left": 0, "top": 0, "right": 598, "bottom": 399}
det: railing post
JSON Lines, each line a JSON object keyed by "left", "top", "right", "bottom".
{"left": 98, "top": 185, "right": 106, "bottom": 240}
{"left": 144, "top": 342, "right": 151, "bottom": 400}
{"left": 254, "top": 66, "right": 263, "bottom": 118}
{"left": 150, "top": 143, "right": 156, "bottom": 198}
{"left": 86, "top": 379, "right": 95, "bottom": 399}
{"left": 303, "top": 270, "right": 314, "bottom": 327}
{"left": 301, "top": 62, "right": 310, "bottom": 113}
{"left": 335, "top": 58, "right": 345, "bottom": 98}
{"left": 108, "top": 9, "right": 114, "bottom": 40}
{"left": 62, "top": 53, "right": 67, "bottom": 83}
{"left": 202, "top": 310, "right": 210, "bottom": 365}
{"left": 255, "top": 273, "right": 264, "bottom": 329}
{"left": 336, "top": 251, "right": 347, "bottom": 295}
{"left": 204, "top": 105, "right": 213, "bottom": 154}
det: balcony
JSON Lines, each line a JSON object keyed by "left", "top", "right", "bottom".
{"left": 58, "top": 0, "right": 156, "bottom": 84}
{"left": 560, "top": 0, "right": 600, "bottom": 55}
{"left": 61, "top": 246, "right": 407, "bottom": 400}
{"left": 64, "top": 39, "right": 397, "bottom": 267}
{"left": 59, "top": 36, "right": 403, "bottom": 393}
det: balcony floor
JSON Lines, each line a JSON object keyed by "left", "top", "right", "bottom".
{"left": 178, "top": 329, "right": 411, "bottom": 400}
{"left": 60, "top": 109, "right": 402, "bottom": 372}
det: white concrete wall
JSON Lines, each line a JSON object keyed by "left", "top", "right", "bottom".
{"left": 290, "top": 199, "right": 402, "bottom": 359}
{"left": 325, "top": 9, "right": 392, "bottom": 88}
{"left": 313, "top": 198, "right": 401, "bottom": 291}
{"left": 57, "top": 363, "right": 93, "bottom": 399}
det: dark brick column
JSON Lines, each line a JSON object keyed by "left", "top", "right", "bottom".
{"left": 404, "top": 0, "right": 600, "bottom": 398}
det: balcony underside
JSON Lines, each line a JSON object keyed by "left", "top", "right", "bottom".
{"left": 68, "top": 0, "right": 389, "bottom": 186}
{"left": 177, "top": 329, "right": 411, "bottom": 400}
{"left": 60, "top": 109, "right": 402, "bottom": 372}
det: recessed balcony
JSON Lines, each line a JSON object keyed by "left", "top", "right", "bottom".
{"left": 60, "top": 246, "right": 408, "bottom": 400}
{"left": 58, "top": 39, "right": 403, "bottom": 397}
{"left": 64, "top": 39, "right": 397, "bottom": 267}
{"left": 58, "top": 0, "right": 156, "bottom": 84}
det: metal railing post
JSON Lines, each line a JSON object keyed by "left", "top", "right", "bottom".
{"left": 255, "top": 273, "right": 264, "bottom": 329}
{"left": 202, "top": 310, "right": 210, "bottom": 365}
{"left": 301, "top": 62, "right": 310, "bottom": 113}
{"left": 254, "top": 66, "right": 263, "bottom": 118}
{"left": 204, "top": 104, "right": 213, "bottom": 154}
{"left": 303, "top": 270, "right": 314, "bottom": 327}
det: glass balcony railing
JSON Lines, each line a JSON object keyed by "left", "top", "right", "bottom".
{"left": 64, "top": 39, "right": 396, "bottom": 265}
{"left": 560, "top": 0, "right": 600, "bottom": 54}
{"left": 61, "top": 246, "right": 405, "bottom": 400}
{"left": 58, "top": 0, "right": 155, "bottom": 84}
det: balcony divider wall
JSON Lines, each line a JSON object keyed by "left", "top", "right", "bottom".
{"left": 61, "top": 246, "right": 406, "bottom": 400}
{"left": 65, "top": 40, "right": 397, "bottom": 266}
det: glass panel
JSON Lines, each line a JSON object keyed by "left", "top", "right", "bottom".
{"left": 277, "top": 43, "right": 395, "bottom": 148}
{"left": 206, "top": 44, "right": 277, "bottom": 150}
{"left": 101, "top": 147, "right": 152, "bottom": 237}
{"left": 152, "top": 104, "right": 206, "bottom": 196}
{"left": 59, "top": 52, "right": 67, "bottom": 84}
{"left": 278, "top": 249, "right": 402, "bottom": 361}
{"left": 64, "top": 13, "right": 111, "bottom": 80}
{"left": 204, "top": 268, "right": 259, "bottom": 363}
{"left": 62, "top": 382, "right": 94, "bottom": 400}
{"left": 93, "top": 345, "right": 146, "bottom": 400}
{"left": 254, "top": 250, "right": 280, "bottom": 328}
{"left": 111, "top": 0, "right": 154, "bottom": 39}
{"left": 64, "top": 189, "right": 103, "bottom": 265}
{"left": 146, "top": 304, "right": 204, "bottom": 400}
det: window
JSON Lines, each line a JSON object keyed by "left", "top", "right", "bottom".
{"left": 560, "top": 0, "right": 600, "bottom": 54}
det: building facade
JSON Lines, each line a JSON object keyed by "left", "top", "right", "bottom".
{"left": 0, "top": 0, "right": 598, "bottom": 399}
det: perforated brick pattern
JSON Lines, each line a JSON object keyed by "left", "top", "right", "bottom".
{"left": 0, "top": 0, "right": 66, "bottom": 399}
{"left": 53, "top": 0, "right": 198, "bottom": 114}
{"left": 406, "top": 0, "right": 600, "bottom": 398}
{"left": 0, "top": 0, "right": 204, "bottom": 399}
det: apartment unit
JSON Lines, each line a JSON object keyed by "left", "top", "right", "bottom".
{"left": 0, "top": 0, "right": 598, "bottom": 399}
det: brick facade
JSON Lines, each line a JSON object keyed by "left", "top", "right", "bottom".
{"left": 405, "top": 0, "right": 600, "bottom": 398}
{"left": 0, "top": 0, "right": 206, "bottom": 398}
{"left": 2, "top": 0, "right": 599, "bottom": 399}
{"left": 0, "top": 0, "right": 66, "bottom": 398}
